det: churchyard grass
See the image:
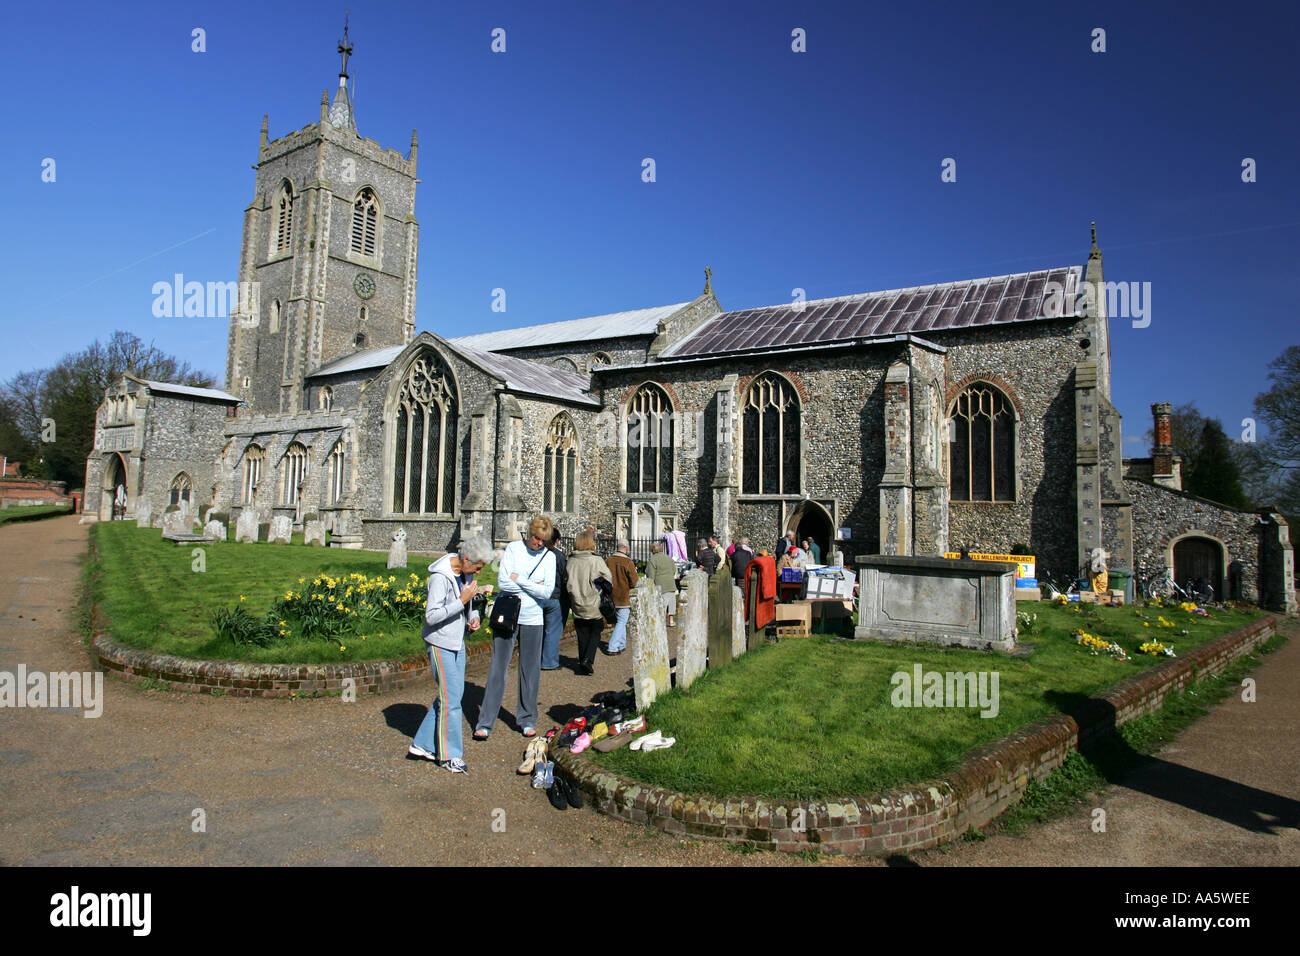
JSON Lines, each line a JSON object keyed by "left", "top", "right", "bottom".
{"left": 88, "top": 521, "right": 496, "bottom": 664}
{"left": 0, "top": 504, "right": 73, "bottom": 526}
{"left": 596, "top": 601, "right": 1263, "bottom": 799}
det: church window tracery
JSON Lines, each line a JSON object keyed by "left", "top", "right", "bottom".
{"left": 391, "top": 353, "right": 457, "bottom": 515}
{"left": 626, "top": 383, "right": 673, "bottom": 493}
{"left": 949, "top": 383, "right": 1015, "bottom": 501}
{"left": 741, "top": 373, "right": 800, "bottom": 495}
{"left": 350, "top": 187, "right": 379, "bottom": 257}
{"left": 543, "top": 414, "right": 578, "bottom": 514}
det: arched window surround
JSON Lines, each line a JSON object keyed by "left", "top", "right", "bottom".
{"left": 169, "top": 472, "right": 193, "bottom": 507}
{"left": 281, "top": 442, "right": 308, "bottom": 506}
{"left": 543, "top": 413, "right": 580, "bottom": 514}
{"left": 385, "top": 348, "right": 460, "bottom": 517}
{"left": 242, "top": 445, "right": 265, "bottom": 505}
{"left": 624, "top": 382, "right": 674, "bottom": 494}
{"left": 270, "top": 180, "right": 294, "bottom": 257}
{"left": 349, "top": 186, "right": 382, "bottom": 261}
{"left": 739, "top": 371, "right": 802, "bottom": 496}
{"left": 946, "top": 380, "right": 1019, "bottom": 503}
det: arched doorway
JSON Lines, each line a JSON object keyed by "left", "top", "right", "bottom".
{"left": 1172, "top": 536, "right": 1224, "bottom": 598}
{"left": 787, "top": 502, "right": 833, "bottom": 565}
{"left": 101, "top": 454, "right": 127, "bottom": 521}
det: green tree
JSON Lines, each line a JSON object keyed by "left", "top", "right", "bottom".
{"left": 1185, "top": 419, "right": 1249, "bottom": 508}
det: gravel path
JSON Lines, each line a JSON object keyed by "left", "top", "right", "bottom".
{"left": 1, "top": 516, "right": 1294, "bottom": 867}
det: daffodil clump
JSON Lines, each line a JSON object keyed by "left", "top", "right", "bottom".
{"left": 1074, "top": 630, "right": 1128, "bottom": 661}
{"left": 212, "top": 571, "right": 428, "bottom": 649}
{"left": 1138, "top": 640, "right": 1176, "bottom": 657}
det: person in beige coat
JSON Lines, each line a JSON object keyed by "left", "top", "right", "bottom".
{"left": 565, "top": 530, "right": 612, "bottom": 675}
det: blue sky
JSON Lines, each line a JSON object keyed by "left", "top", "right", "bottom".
{"left": 4, "top": 0, "right": 1297, "bottom": 450}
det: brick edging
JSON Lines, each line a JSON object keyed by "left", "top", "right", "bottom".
{"left": 554, "top": 616, "right": 1280, "bottom": 855}
{"left": 91, "top": 621, "right": 579, "bottom": 698}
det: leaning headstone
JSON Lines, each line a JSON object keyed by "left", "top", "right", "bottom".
{"left": 631, "top": 578, "right": 670, "bottom": 711}
{"left": 387, "top": 528, "right": 408, "bottom": 569}
{"left": 235, "top": 509, "right": 259, "bottom": 543}
{"left": 135, "top": 502, "right": 153, "bottom": 529}
{"left": 303, "top": 519, "right": 326, "bottom": 546}
{"left": 204, "top": 519, "right": 226, "bottom": 542}
{"left": 268, "top": 515, "right": 293, "bottom": 544}
{"left": 677, "top": 569, "right": 708, "bottom": 689}
{"left": 731, "top": 584, "right": 746, "bottom": 659}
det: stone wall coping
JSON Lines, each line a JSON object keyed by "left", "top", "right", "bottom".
{"left": 855, "top": 554, "right": 1017, "bottom": 573}
{"left": 555, "top": 615, "right": 1278, "bottom": 856}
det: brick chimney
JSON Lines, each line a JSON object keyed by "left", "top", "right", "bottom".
{"left": 1151, "top": 402, "right": 1174, "bottom": 480}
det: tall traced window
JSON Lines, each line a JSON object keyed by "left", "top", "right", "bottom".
{"left": 275, "top": 182, "right": 293, "bottom": 252}
{"left": 242, "top": 445, "right": 264, "bottom": 504}
{"left": 543, "top": 414, "right": 578, "bottom": 513}
{"left": 169, "top": 472, "right": 192, "bottom": 506}
{"left": 281, "top": 442, "right": 307, "bottom": 505}
{"left": 350, "top": 187, "right": 379, "bottom": 257}
{"left": 391, "top": 353, "right": 458, "bottom": 514}
{"left": 742, "top": 373, "right": 800, "bottom": 495}
{"left": 949, "top": 383, "right": 1015, "bottom": 501}
{"left": 626, "top": 383, "right": 673, "bottom": 493}
{"left": 327, "top": 441, "right": 347, "bottom": 505}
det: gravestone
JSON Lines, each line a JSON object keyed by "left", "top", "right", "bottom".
{"left": 303, "top": 519, "right": 326, "bottom": 546}
{"left": 676, "top": 569, "right": 708, "bottom": 690}
{"left": 235, "top": 509, "right": 259, "bottom": 543}
{"left": 630, "top": 578, "right": 670, "bottom": 711}
{"left": 731, "top": 584, "right": 746, "bottom": 659}
{"left": 203, "top": 519, "right": 226, "bottom": 542}
{"left": 135, "top": 502, "right": 152, "bottom": 529}
{"left": 162, "top": 509, "right": 187, "bottom": 536}
{"left": 387, "top": 528, "right": 408, "bottom": 568}
{"left": 707, "top": 569, "right": 733, "bottom": 669}
{"left": 268, "top": 515, "right": 293, "bottom": 543}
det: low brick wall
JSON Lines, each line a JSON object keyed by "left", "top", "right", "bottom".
{"left": 555, "top": 616, "right": 1279, "bottom": 856}
{"left": 91, "top": 621, "right": 578, "bottom": 698}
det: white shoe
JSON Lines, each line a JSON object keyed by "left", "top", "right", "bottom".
{"left": 629, "top": 730, "right": 662, "bottom": 752}
{"left": 642, "top": 735, "right": 676, "bottom": 752}
{"left": 408, "top": 743, "right": 438, "bottom": 761}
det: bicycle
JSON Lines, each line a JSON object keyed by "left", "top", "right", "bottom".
{"left": 1038, "top": 569, "right": 1083, "bottom": 600}
{"left": 1136, "top": 564, "right": 1214, "bottom": 605}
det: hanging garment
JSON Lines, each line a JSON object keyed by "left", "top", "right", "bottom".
{"left": 745, "top": 555, "right": 777, "bottom": 630}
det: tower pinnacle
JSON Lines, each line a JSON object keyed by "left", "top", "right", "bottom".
{"left": 328, "top": 14, "right": 357, "bottom": 133}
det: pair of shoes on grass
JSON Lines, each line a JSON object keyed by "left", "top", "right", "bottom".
{"left": 629, "top": 729, "right": 674, "bottom": 752}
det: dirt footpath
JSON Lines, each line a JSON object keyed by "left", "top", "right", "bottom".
{"left": 0, "top": 517, "right": 1295, "bottom": 867}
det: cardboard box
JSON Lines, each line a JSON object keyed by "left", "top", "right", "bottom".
{"left": 775, "top": 602, "right": 812, "bottom": 630}
{"left": 1080, "top": 591, "right": 1097, "bottom": 603}
{"left": 1109, "top": 589, "right": 1125, "bottom": 606}
{"left": 1097, "top": 593, "right": 1113, "bottom": 606}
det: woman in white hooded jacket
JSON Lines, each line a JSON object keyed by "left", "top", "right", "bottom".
{"left": 408, "top": 536, "right": 493, "bottom": 773}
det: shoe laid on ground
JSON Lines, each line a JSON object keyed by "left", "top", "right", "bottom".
{"left": 614, "top": 715, "right": 646, "bottom": 736}
{"left": 560, "top": 775, "right": 584, "bottom": 809}
{"left": 629, "top": 729, "right": 662, "bottom": 751}
{"left": 563, "top": 717, "right": 587, "bottom": 734}
{"left": 517, "top": 738, "right": 544, "bottom": 774}
{"left": 531, "top": 758, "right": 553, "bottom": 790}
{"left": 407, "top": 743, "right": 438, "bottom": 761}
{"left": 591, "top": 732, "right": 634, "bottom": 753}
{"left": 640, "top": 735, "right": 675, "bottom": 752}
{"left": 442, "top": 758, "right": 469, "bottom": 773}
{"left": 590, "top": 722, "right": 608, "bottom": 741}
{"left": 570, "top": 732, "right": 592, "bottom": 754}
{"left": 547, "top": 780, "right": 568, "bottom": 811}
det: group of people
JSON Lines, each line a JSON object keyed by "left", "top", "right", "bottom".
{"left": 409, "top": 516, "right": 642, "bottom": 775}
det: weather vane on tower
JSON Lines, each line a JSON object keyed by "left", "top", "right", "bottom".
{"left": 338, "top": 11, "right": 353, "bottom": 79}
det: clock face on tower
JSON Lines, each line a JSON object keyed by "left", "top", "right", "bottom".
{"left": 353, "top": 273, "right": 376, "bottom": 299}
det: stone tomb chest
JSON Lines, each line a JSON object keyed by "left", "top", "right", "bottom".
{"left": 853, "top": 555, "right": 1017, "bottom": 652}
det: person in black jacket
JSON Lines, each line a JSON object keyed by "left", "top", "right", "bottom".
{"left": 696, "top": 539, "right": 720, "bottom": 576}
{"left": 731, "top": 538, "right": 754, "bottom": 588}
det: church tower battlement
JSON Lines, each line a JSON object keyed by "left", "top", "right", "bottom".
{"left": 226, "top": 19, "right": 419, "bottom": 416}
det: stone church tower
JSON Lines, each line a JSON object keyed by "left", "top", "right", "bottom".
{"left": 226, "top": 22, "right": 419, "bottom": 415}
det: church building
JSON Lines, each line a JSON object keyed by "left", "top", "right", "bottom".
{"left": 82, "top": 33, "right": 1295, "bottom": 614}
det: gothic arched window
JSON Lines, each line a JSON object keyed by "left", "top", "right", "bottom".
{"left": 543, "top": 414, "right": 578, "bottom": 514}
{"left": 169, "top": 472, "right": 192, "bottom": 506}
{"left": 242, "top": 445, "right": 264, "bottom": 504}
{"left": 742, "top": 373, "right": 800, "bottom": 495}
{"left": 949, "top": 383, "right": 1016, "bottom": 501}
{"left": 327, "top": 440, "right": 347, "bottom": 505}
{"left": 391, "top": 353, "right": 458, "bottom": 514}
{"left": 281, "top": 442, "right": 308, "bottom": 506}
{"left": 275, "top": 181, "right": 293, "bottom": 252}
{"left": 350, "top": 187, "right": 379, "bottom": 257}
{"left": 626, "top": 383, "right": 673, "bottom": 493}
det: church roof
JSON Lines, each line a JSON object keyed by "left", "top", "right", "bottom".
{"left": 448, "top": 302, "right": 692, "bottom": 352}
{"left": 660, "top": 266, "right": 1084, "bottom": 359}
{"left": 440, "top": 342, "right": 599, "bottom": 407}
{"left": 307, "top": 343, "right": 598, "bottom": 407}
{"left": 135, "top": 379, "right": 240, "bottom": 403}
